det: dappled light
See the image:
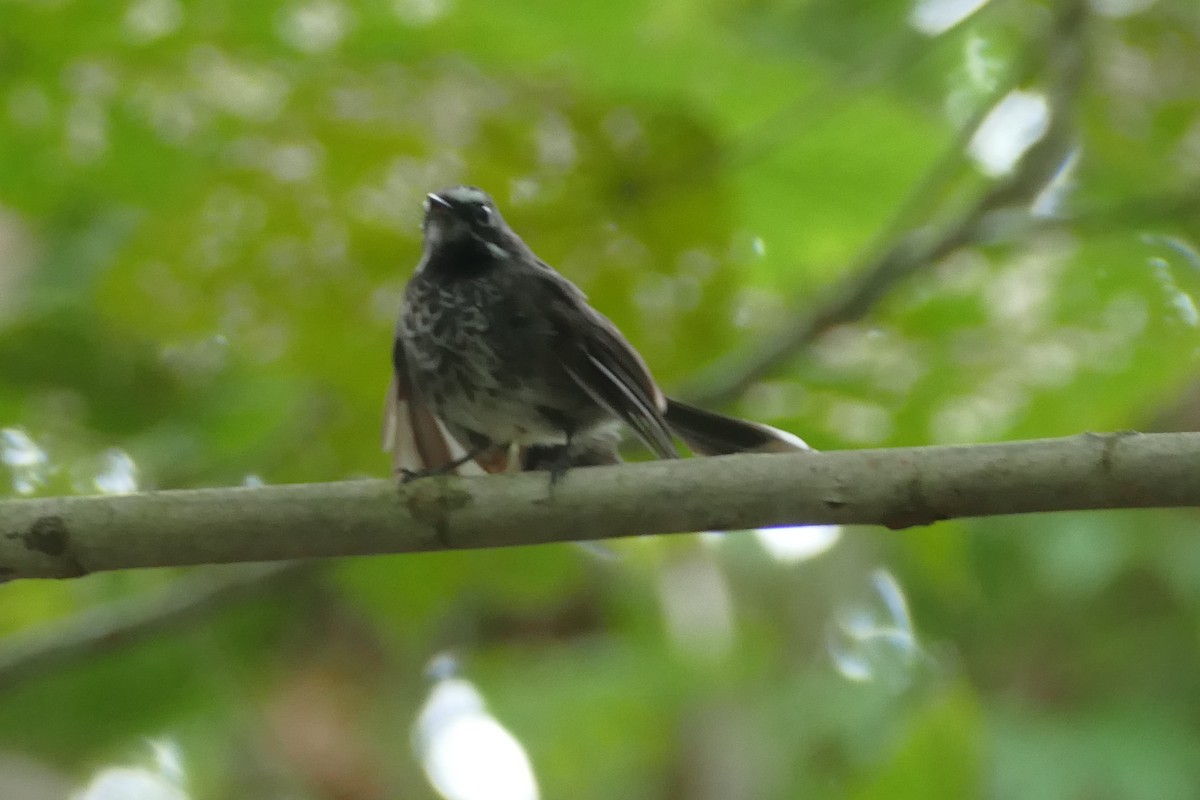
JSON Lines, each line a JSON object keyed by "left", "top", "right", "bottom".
{"left": 657, "top": 550, "right": 737, "bottom": 660}
{"left": 909, "top": 0, "right": 994, "bottom": 35}
{"left": 70, "top": 740, "right": 188, "bottom": 800}
{"left": 754, "top": 524, "right": 842, "bottom": 563}
{"left": 1146, "top": 235, "right": 1200, "bottom": 328}
{"left": 969, "top": 90, "right": 1051, "bottom": 177}
{"left": 415, "top": 657, "right": 540, "bottom": 800}
{"left": 827, "top": 569, "right": 923, "bottom": 692}
{"left": 1090, "top": 0, "right": 1159, "bottom": 17}
{"left": 1, "top": 428, "right": 49, "bottom": 496}
{"left": 87, "top": 448, "right": 140, "bottom": 495}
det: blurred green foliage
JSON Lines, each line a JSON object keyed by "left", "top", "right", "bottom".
{"left": 1, "top": 0, "right": 1200, "bottom": 797}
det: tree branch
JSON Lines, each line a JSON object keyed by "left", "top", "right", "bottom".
{"left": 1, "top": 431, "right": 1198, "bottom": 580}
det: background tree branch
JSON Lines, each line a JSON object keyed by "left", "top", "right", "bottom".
{"left": 687, "top": 0, "right": 1088, "bottom": 407}
{"left": 0, "top": 562, "right": 310, "bottom": 692}
{"left": 2, "top": 431, "right": 1198, "bottom": 581}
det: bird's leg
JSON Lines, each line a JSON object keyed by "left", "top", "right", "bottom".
{"left": 521, "top": 409, "right": 582, "bottom": 486}
{"left": 522, "top": 424, "right": 623, "bottom": 485}
{"left": 398, "top": 444, "right": 494, "bottom": 482}
{"left": 522, "top": 443, "right": 565, "bottom": 471}
{"left": 516, "top": 439, "right": 576, "bottom": 486}
{"left": 546, "top": 431, "right": 576, "bottom": 487}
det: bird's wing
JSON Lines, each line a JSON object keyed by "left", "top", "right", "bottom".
{"left": 540, "top": 272, "right": 678, "bottom": 460}
{"left": 383, "top": 337, "right": 494, "bottom": 476}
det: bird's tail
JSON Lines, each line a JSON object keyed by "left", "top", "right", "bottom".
{"left": 663, "top": 398, "right": 811, "bottom": 456}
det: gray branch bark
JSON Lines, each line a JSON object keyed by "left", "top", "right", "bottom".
{"left": 2, "top": 431, "right": 1198, "bottom": 580}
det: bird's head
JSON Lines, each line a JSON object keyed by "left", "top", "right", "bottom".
{"left": 420, "top": 186, "right": 515, "bottom": 263}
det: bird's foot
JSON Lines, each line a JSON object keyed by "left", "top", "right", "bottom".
{"left": 396, "top": 447, "right": 488, "bottom": 483}
{"left": 522, "top": 443, "right": 574, "bottom": 487}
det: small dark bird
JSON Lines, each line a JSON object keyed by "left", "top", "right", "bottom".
{"left": 385, "top": 185, "right": 809, "bottom": 479}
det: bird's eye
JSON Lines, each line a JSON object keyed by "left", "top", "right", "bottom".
{"left": 473, "top": 204, "right": 494, "bottom": 226}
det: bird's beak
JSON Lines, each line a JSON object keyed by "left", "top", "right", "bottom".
{"left": 425, "top": 193, "right": 453, "bottom": 214}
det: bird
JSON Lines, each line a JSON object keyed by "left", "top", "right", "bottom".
{"left": 384, "top": 185, "right": 809, "bottom": 480}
